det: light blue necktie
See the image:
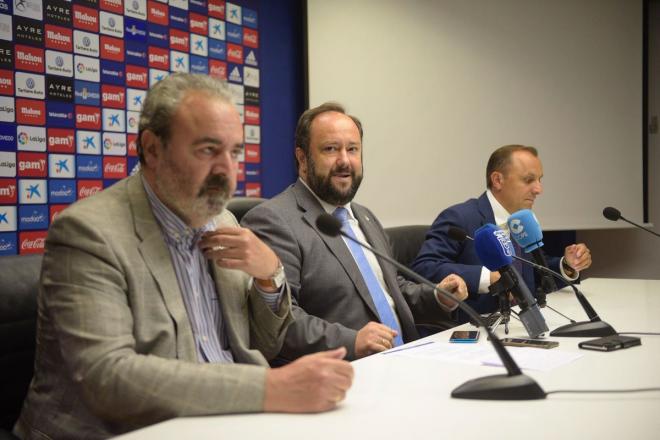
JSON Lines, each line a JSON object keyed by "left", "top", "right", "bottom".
{"left": 333, "top": 207, "right": 404, "bottom": 346}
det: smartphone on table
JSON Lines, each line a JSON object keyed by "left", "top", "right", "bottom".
{"left": 501, "top": 338, "right": 558, "bottom": 349}
{"left": 449, "top": 330, "right": 480, "bottom": 343}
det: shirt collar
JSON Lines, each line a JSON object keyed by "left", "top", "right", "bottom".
{"left": 486, "top": 189, "right": 512, "bottom": 231}
{"left": 142, "top": 174, "right": 216, "bottom": 249}
{"left": 299, "top": 177, "right": 356, "bottom": 221}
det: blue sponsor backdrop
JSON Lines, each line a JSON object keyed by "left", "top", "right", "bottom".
{"left": 0, "top": 0, "right": 263, "bottom": 254}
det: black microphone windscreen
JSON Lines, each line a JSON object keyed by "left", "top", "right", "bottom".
{"left": 316, "top": 213, "right": 342, "bottom": 237}
{"left": 447, "top": 226, "right": 468, "bottom": 242}
{"left": 603, "top": 206, "right": 621, "bottom": 221}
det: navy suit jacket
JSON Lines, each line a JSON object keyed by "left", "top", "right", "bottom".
{"left": 411, "top": 192, "right": 560, "bottom": 320}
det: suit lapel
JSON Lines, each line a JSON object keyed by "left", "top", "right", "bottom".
{"left": 477, "top": 192, "right": 496, "bottom": 226}
{"left": 293, "top": 181, "right": 381, "bottom": 319}
{"left": 128, "top": 175, "right": 197, "bottom": 361}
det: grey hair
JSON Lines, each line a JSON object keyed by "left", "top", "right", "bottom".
{"left": 137, "top": 73, "right": 234, "bottom": 164}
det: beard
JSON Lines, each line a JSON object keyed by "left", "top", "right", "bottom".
{"left": 306, "top": 155, "right": 363, "bottom": 206}
{"left": 155, "top": 157, "right": 232, "bottom": 225}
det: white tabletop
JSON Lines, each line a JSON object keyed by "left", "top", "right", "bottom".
{"left": 116, "top": 278, "right": 660, "bottom": 440}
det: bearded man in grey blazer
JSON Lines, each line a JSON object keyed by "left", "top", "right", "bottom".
{"left": 242, "top": 103, "right": 468, "bottom": 363}
{"left": 14, "top": 75, "right": 353, "bottom": 440}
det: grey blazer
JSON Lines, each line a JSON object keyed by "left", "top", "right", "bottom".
{"left": 241, "top": 180, "right": 452, "bottom": 362}
{"left": 15, "top": 174, "right": 293, "bottom": 440}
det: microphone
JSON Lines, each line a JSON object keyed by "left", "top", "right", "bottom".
{"left": 473, "top": 224, "right": 549, "bottom": 339}
{"left": 449, "top": 226, "right": 617, "bottom": 338}
{"left": 316, "top": 213, "right": 546, "bottom": 401}
{"left": 603, "top": 206, "right": 660, "bottom": 238}
{"left": 507, "top": 209, "right": 557, "bottom": 306}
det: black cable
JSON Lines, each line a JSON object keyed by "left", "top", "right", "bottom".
{"left": 618, "top": 332, "right": 660, "bottom": 336}
{"left": 547, "top": 387, "right": 660, "bottom": 395}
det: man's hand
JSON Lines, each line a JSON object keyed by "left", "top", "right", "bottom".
{"left": 354, "top": 322, "right": 398, "bottom": 358}
{"left": 564, "top": 243, "right": 592, "bottom": 272}
{"left": 436, "top": 274, "right": 468, "bottom": 308}
{"left": 264, "top": 347, "right": 354, "bottom": 413}
{"left": 200, "top": 227, "right": 279, "bottom": 280}
{"left": 490, "top": 271, "right": 501, "bottom": 285}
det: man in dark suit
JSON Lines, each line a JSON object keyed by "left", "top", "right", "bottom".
{"left": 242, "top": 103, "right": 468, "bottom": 362}
{"left": 411, "top": 145, "right": 592, "bottom": 321}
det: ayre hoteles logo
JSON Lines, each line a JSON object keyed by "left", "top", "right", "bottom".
{"left": 46, "top": 76, "right": 73, "bottom": 102}
{"left": 73, "top": 30, "right": 100, "bottom": 57}
{"left": 0, "top": 42, "right": 13, "bottom": 69}
{"left": 14, "top": 16, "right": 45, "bottom": 46}
{"left": 45, "top": 0, "right": 72, "bottom": 27}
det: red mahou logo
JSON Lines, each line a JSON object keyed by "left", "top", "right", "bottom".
{"left": 15, "top": 45, "right": 45, "bottom": 73}
{"left": 100, "top": 0, "right": 123, "bottom": 14}
{"left": 73, "top": 5, "right": 99, "bottom": 33}
{"left": 16, "top": 98, "right": 46, "bottom": 125}
{"left": 148, "top": 1, "right": 168, "bottom": 26}
{"left": 101, "top": 36, "right": 124, "bottom": 62}
{"left": 45, "top": 25, "right": 74, "bottom": 52}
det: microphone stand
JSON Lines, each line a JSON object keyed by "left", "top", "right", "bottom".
{"left": 318, "top": 216, "right": 546, "bottom": 400}
{"left": 510, "top": 255, "right": 617, "bottom": 337}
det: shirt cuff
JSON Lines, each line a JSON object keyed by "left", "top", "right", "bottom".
{"left": 478, "top": 267, "right": 492, "bottom": 294}
{"left": 559, "top": 257, "right": 580, "bottom": 281}
{"left": 253, "top": 281, "right": 285, "bottom": 312}
{"left": 433, "top": 288, "right": 459, "bottom": 312}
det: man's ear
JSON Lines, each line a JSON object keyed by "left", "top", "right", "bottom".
{"left": 490, "top": 171, "right": 504, "bottom": 190}
{"left": 295, "top": 147, "right": 307, "bottom": 178}
{"left": 140, "top": 130, "right": 162, "bottom": 167}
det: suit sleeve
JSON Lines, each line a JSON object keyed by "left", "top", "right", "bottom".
{"left": 40, "top": 211, "right": 270, "bottom": 430}
{"left": 242, "top": 205, "right": 359, "bottom": 361}
{"left": 410, "top": 206, "right": 484, "bottom": 297}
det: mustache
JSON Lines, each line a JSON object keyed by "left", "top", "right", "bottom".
{"left": 198, "top": 174, "right": 230, "bottom": 196}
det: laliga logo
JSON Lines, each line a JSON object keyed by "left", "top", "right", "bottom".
{"left": 103, "top": 137, "right": 112, "bottom": 149}
{"left": 76, "top": 63, "right": 85, "bottom": 73}
{"left": 18, "top": 132, "right": 28, "bottom": 145}
{"left": 128, "top": 116, "right": 137, "bottom": 128}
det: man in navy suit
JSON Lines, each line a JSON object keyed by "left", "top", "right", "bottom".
{"left": 411, "top": 145, "right": 592, "bottom": 321}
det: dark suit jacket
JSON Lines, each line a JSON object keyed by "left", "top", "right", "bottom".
{"left": 241, "top": 180, "right": 454, "bottom": 361}
{"left": 411, "top": 192, "right": 560, "bottom": 319}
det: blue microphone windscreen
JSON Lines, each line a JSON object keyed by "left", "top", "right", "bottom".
{"left": 508, "top": 209, "right": 544, "bottom": 253}
{"left": 474, "top": 223, "right": 514, "bottom": 271}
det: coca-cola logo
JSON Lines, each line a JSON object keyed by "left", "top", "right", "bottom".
{"left": 21, "top": 237, "right": 45, "bottom": 249}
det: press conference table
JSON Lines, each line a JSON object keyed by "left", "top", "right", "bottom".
{"left": 116, "top": 278, "right": 660, "bottom": 440}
